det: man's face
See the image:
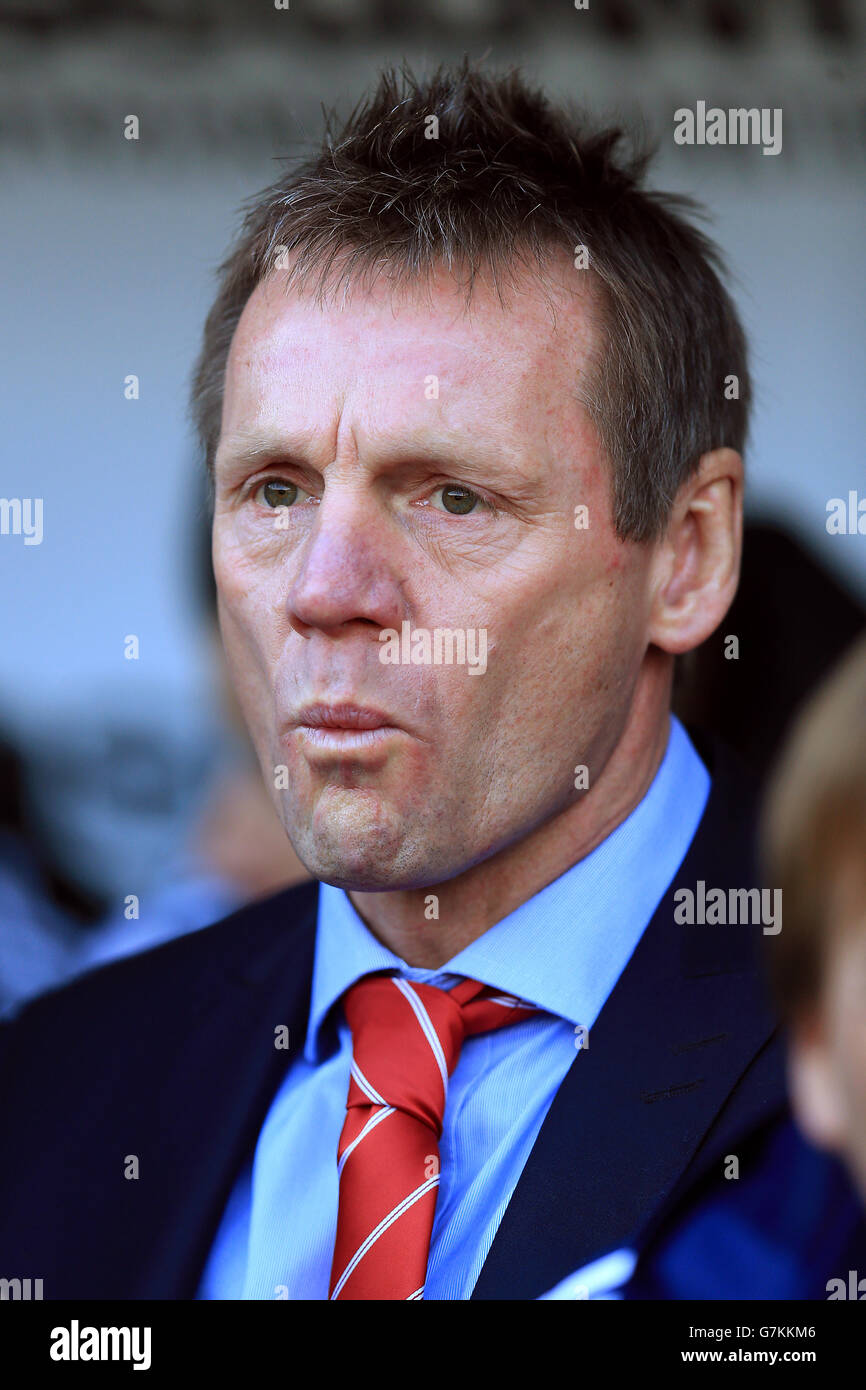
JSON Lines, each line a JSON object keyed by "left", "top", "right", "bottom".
{"left": 212, "top": 257, "right": 656, "bottom": 891}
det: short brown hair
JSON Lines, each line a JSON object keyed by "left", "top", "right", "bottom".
{"left": 189, "top": 58, "right": 751, "bottom": 541}
{"left": 762, "top": 631, "right": 866, "bottom": 1022}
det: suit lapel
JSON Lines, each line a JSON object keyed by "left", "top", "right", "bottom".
{"left": 471, "top": 740, "right": 780, "bottom": 1300}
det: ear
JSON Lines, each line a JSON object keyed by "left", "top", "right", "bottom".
{"left": 647, "top": 446, "right": 743, "bottom": 655}
{"left": 787, "top": 1010, "right": 848, "bottom": 1153}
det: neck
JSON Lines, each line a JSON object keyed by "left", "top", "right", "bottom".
{"left": 349, "top": 652, "right": 674, "bottom": 967}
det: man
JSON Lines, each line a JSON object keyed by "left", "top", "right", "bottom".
{"left": 0, "top": 61, "right": 858, "bottom": 1300}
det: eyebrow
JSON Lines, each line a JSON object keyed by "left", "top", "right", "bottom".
{"left": 215, "top": 429, "right": 541, "bottom": 493}
{"left": 216, "top": 433, "right": 301, "bottom": 467}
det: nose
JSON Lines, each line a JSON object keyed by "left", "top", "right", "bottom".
{"left": 286, "top": 487, "right": 407, "bottom": 640}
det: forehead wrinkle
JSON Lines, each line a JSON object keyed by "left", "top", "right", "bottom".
{"left": 219, "top": 362, "right": 591, "bottom": 496}
{"left": 220, "top": 418, "right": 538, "bottom": 492}
{"left": 221, "top": 255, "right": 600, "bottom": 486}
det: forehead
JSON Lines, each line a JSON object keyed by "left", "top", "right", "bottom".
{"left": 220, "top": 256, "right": 600, "bottom": 448}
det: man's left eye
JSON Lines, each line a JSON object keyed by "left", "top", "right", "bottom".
{"left": 255, "top": 479, "right": 304, "bottom": 508}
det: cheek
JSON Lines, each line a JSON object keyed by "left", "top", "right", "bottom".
{"left": 215, "top": 528, "right": 286, "bottom": 648}
{"left": 215, "top": 576, "right": 282, "bottom": 743}
{"left": 486, "top": 582, "right": 643, "bottom": 766}
{"left": 214, "top": 516, "right": 272, "bottom": 595}
{"left": 533, "top": 558, "right": 646, "bottom": 681}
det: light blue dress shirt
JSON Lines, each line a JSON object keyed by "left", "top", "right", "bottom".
{"left": 197, "top": 714, "right": 709, "bottom": 1300}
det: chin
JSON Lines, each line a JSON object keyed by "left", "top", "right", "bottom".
{"left": 290, "top": 826, "right": 455, "bottom": 893}
{"left": 286, "top": 816, "right": 405, "bottom": 890}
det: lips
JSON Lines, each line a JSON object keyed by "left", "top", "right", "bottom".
{"left": 295, "top": 702, "right": 398, "bottom": 731}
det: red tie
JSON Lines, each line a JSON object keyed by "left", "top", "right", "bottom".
{"left": 328, "top": 971, "right": 537, "bottom": 1301}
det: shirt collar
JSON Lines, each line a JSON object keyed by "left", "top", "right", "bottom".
{"left": 303, "top": 714, "right": 709, "bottom": 1063}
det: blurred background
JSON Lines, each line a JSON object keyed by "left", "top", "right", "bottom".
{"left": 0, "top": 0, "right": 864, "bottom": 1013}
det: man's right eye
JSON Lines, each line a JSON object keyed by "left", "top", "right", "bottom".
{"left": 256, "top": 479, "right": 299, "bottom": 508}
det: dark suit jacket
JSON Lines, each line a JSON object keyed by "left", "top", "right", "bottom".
{"left": 0, "top": 733, "right": 862, "bottom": 1299}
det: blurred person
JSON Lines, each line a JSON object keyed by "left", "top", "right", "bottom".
{"left": 1, "top": 60, "right": 862, "bottom": 1302}
{"left": 764, "top": 632, "right": 866, "bottom": 1208}
{"left": 0, "top": 680, "right": 301, "bottom": 997}
{"left": 75, "top": 734, "right": 309, "bottom": 972}
{"left": 0, "top": 702, "right": 246, "bottom": 1014}
{"left": 0, "top": 736, "right": 89, "bottom": 1018}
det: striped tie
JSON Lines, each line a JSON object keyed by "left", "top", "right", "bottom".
{"left": 328, "top": 971, "right": 537, "bottom": 1300}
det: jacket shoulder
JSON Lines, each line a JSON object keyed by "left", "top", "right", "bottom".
{"left": 0, "top": 878, "right": 319, "bottom": 1093}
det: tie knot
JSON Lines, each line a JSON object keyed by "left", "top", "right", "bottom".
{"left": 341, "top": 972, "right": 536, "bottom": 1138}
